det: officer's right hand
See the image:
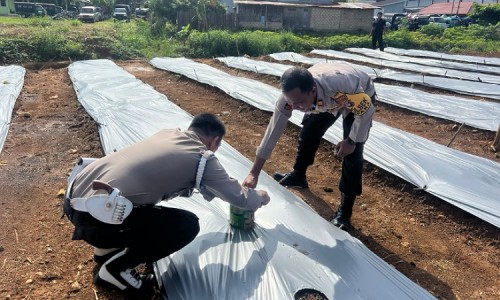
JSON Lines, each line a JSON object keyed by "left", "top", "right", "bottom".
{"left": 243, "top": 173, "right": 258, "bottom": 188}
{"left": 256, "top": 190, "right": 270, "bottom": 207}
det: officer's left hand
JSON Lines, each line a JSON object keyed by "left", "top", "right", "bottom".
{"left": 335, "top": 139, "right": 356, "bottom": 158}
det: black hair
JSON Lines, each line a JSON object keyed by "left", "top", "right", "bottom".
{"left": 188, "top": 113, "right": 226, "bottom": 138}
{"left": 280, "top": 67, "right": 315, "bottom": 93}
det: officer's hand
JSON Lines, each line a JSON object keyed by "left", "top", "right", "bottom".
{"left": 335, "top": 139, "right": 356, "bottom": 158}
{"left": 257, "top": 190, "right": 270, "bottom": 207}
{"left": 243, "top": 174, "right": 258, "bottom": 188}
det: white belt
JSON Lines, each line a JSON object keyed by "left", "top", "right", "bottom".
{"left": 70, "top": 186, "right": 133, "bottom": 225}
{"left": 66, "top": 158, "right": 133, "bottom": 225}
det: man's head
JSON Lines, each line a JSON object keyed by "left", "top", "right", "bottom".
{"left": 280, "top": 67, "right": 316, "bottom": 112}
{"left": 377, "top": 12, "right": 383, "bottom": 19}
{"left": 188, "top": 113, "right": 226, "bottom": 152}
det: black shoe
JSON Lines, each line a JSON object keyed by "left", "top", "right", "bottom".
{"left": 331, "top": 215, "right": 351, "bottom": 231}
{"left": 272, "top": 172, "right": 308, "bottom": 189}
{"left": 93, "top": 247, "right": 123, "bottom": 264}
{"left": 330, "top": 193, "right": 356, "bottom": 231}
{"left": 94, "top": 249, "right": 156, "bottom": 294}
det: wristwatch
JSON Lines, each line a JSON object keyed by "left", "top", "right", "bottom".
{"left": 346, "top": 137, "right": 356, "bottom": 145}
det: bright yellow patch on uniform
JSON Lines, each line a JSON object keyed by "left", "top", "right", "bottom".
{"left": 331, "top": 92, "right": 372, "bottom": 115}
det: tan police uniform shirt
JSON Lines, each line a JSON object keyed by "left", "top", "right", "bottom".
{"left": 256, "top": 62, "right": 376, "bottom": 160}
{"left": 72, "top": 129, "right": 265, "bottom": 211}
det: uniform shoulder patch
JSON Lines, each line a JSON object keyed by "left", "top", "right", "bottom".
{"left": 331, "top": 92, "right": 372, "bottom": 116}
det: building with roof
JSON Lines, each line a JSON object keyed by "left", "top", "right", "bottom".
{"left": 0, "top": 0, "right": 16, "bottom": 15}
{"left": 234, "top": 1, "right": 377, "bottom": 33}
{"left": 405, "top": 0, "right": 498, "bottom": 14}
{"left": 418, "top": 1, "right": 475, "bottom": 15}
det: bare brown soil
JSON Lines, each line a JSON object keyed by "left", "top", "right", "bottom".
{"left": 0, "top": 58, "right": 498, "bottom": 300}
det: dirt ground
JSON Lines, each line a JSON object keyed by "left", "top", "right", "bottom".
{"left": 0, "top": 57, "right": 499, "bottom": 300}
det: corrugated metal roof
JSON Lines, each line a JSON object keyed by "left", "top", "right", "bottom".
{"left": 419, "top": 2, "right": 474, "bottom": 15}
{"left": 234, "top": 1, "right": 377, "bottom": 9}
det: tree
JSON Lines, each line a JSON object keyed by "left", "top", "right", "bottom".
{"left": 469, "top": 3, "right": 500, "bottom": 26}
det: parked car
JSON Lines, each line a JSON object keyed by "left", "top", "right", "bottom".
{"left": 114, "top": 4, "right": 131, "bottom": 19}
{"left": 37, "top": 3, "right": 63, "bottom": 16}
{"left": 407, "top": 15, "right": 430, "bottom": 31}
{"left": 384, "top": 13, "right": 406, "bottom": 31}
{"left": 429, "top": 16, "right": 449, "bottom": 28}
{"left": 78, "top": 6, "right": 100, "bottom": 23}
{"left": 135, "top": 7, "right": 149, "bottom": 20}
{"left": 443, "top": 15, "right": 464, "bottom": 28}
{"left": 113, "top": 7, "right": 130, "bottom": 22}
{"left": 14, "top": 2, "right": 47, "bottom": 17}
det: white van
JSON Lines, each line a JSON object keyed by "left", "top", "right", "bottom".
{"left": 78, "top": 6, "right": 100, "bottom": 23}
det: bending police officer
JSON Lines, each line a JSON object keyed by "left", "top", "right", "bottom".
{"left": 243, "top": 63, "right": 375, "bottom": 231}
{"left": 64, "top": 113, "right": 270, "bottom": 295}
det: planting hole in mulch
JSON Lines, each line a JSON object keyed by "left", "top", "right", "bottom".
{"left": 294, "top": 288, "right": 328, "bottom": 300}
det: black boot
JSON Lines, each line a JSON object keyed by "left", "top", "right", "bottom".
{"left": 272, "top": 171, "right": 308, "bottom": 189}
{"left": 331, "top": 193, "right": 356, "bottom": 231}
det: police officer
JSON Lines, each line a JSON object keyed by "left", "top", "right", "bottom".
{"left": 64, "top": 113, "right": 270, "bottom": 295}
{"left": 371, "top": 12, "right": 387, "bottom": 51}
{"left": 243, "top": 63, "right": 375, "bottom": 231}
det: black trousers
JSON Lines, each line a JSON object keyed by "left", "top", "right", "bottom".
{"left": 372, "top": 34, "right": 384, "bottom": 51}
{"left": 293, "top": 112, "right": 365, "bottom": 196}
{"left": 65, "top": 201, "right": 200, "bottom": 267}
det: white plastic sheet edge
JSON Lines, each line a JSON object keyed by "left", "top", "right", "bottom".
{"left": 0, "top": 65, "right": 26, "bottom": 154}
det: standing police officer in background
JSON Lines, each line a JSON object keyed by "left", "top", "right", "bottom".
{"left": 64, "top": 113, "right": 270, "bottom": 295}
{"left": 243, "top": 63, "right": 375, "bottom": 231}
{"left": 371, "top": 11, "right": 387, "bottom": 51}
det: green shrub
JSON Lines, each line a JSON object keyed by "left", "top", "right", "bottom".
{"left": 419, "top": 24, "right": 445, "bottom": 37}
{"left": 27, "top": 16, "right": 52, "bottom": 27}
{"left": 31, "top": 30, "right": 68, "bottom": 60}
{"left": 0, "top": 39, "right": 33, "bottom": 63}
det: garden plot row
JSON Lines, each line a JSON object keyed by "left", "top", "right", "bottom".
{"left": 67, "top": 59, "right": 436, "bottom": 300}
{"left": 345, "top": 48, "right": 500, "bottom": 75}
{"left": 271, "top": 52, "right": 500, "bottom": 100}
{"left": 216, "top": 56, "right": 500, "bottom": 131}
{"left": 312, "top": 49, "right": 500, "bottom": 85}
{"left": 150, "top": 57, "right": 500, "bottom": 229}
{"left": 384, "top": 47, "right": 500, "bottom": 67}
{"left": 0, "top": 66, "right": 25, "bottom": 153}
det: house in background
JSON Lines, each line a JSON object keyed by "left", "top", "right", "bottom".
{"left": 0, "top": 0, "right": 16, "bottom": 15}
{"left": 418, "top": 1, "right": 475, "bottom": 16}
{"left": 234, "top": 1, "right": 377, "bottom": 33}
{"left": 405, "top": 0, "right": 498, "bottom": 14}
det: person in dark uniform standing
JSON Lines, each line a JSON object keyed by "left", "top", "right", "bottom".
{"left": 371, "top": 12, "right": 386, "bottom": 51}
{"left": 243, "top": 63, "right": 376, "bottom": 231}
{"left": 63, "top": 113, "right": 270, "bottom": 296}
